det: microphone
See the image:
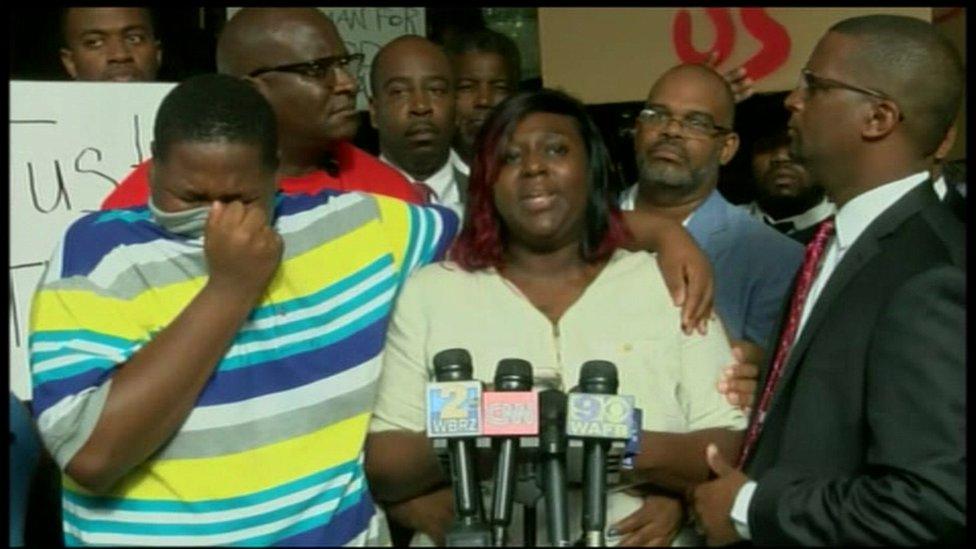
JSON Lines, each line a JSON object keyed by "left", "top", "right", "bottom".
{"left": 430, "top": 349, "right": 490, "bottom": 546}
{"left": 575, "top": 360, "right": 623, "bottom": 547}
{"left": 538, "top": 389, "right": 571, "bottom": 547}
{"left": 485, "top": 359, "right": 536, "bottom": 546}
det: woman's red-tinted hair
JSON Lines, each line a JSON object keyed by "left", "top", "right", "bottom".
{"left": 450, "top": 88, "right": 629, "bottom": 271}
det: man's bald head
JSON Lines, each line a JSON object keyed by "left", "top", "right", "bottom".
{"left": 634, "top": 62, "right": 740, "bottom": 201}
{"left": 827, "top": 15, "right": 964, "bottom": 156}
{"left": 369, "top": 35, "right": 451, "bottom": 96}
{"left": 651, "top": 64, "right": 736, "bottom": 128}
{"left": 216, "top": 8, "right": 344, "bottom": 77}
{"left": 216, "top": 8, "right": 361, "bottom": 152}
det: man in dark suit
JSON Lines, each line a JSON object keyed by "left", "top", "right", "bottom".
{"left": 690, "top": 14, "right": 965, "bottom": 545}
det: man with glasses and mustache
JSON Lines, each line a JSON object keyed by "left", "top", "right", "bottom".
{"left": 100, "top": 8, "right": 423, "bottom": 209}
{"left": 368, "top": 36, "right": 468, "bottom": 219}
{"left": 690, "top": 15, "right": 965, "bottom": 545}
{"left": 610, "top": 63, "right": 803, "bottom": 546}
{"left": 622, "top": 64, "right": 803, "bottom": 365}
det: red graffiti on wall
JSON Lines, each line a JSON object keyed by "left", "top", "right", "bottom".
{"left": 672, "top": 7, "right": 791, "bottom": 82}
{"left": 672, "top": 8, "right": 736, "bottom": 66}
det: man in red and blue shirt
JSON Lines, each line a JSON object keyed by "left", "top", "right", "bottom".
{"left": 101, "top": 8, "right": 422, "bottom": 210}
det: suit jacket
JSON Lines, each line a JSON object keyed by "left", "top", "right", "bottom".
{"left": 685, "top": 190, "right": 804, "bottom": 350}
{"left": 743, "top": 182, "right": 966, "bottom": 545}
{"left": 942, "top": 179, "right": 967, "bottom": 223}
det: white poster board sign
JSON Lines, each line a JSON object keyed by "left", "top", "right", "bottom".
{"left": 227, "top": 7, "right": 426, "bottom": 109}
{"left": 9, "top": 81, "right": 176, "bottom": 399}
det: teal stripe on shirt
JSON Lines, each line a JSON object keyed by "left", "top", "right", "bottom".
{"left": 245, "top": 255, "right": 394, "bottom": 324}
{"left": 229, "top": 483, "right": 367, "bottom": 547}
{"left": 33, "top": 356, "right": 116, "bottom": 385}
{"left": 31, "top": 347, "right": 124, "bottom": 366}
{"left": 62, "top": 458, "right": 363, "bottom": 513}
{"left": 29, "top": 329, "right": 138, "bottom": 351}
{"left": 399, "top": 204, "right": 421, "bottom": 284}
{"left": 217, "top": 300, "right": 392, "bottom": 372}
{"left": 231, "top": 272, "right": 397, "bottom": 347}
{"left": 62, "top": 470, "right": 364, "bottom": 536}
{"left": 92, "top": 209, "right": 152, "bottom": 225}
{"left": 419, "top": 206, "right": 441, "bottom": 267}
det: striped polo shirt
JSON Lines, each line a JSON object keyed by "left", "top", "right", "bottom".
{"left": 29, "top": 190, "right": 457, "bottom": 546}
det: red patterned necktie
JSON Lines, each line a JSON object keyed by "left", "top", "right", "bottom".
{"left": 412, "top": 181, "right": 438, "bottom": 204}
{"left": 737, "top": 217, "right": 836, "bottom": 467}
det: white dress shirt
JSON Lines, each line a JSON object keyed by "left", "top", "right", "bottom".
{"left": 380, "top": 148, "right": 468, "bottom": 220}
{"left": 729, "top": 171, "right": 932, "bottom": 540}
{"left": 933, "top": 175, "right": 947, "bottom": 200}
{"left": 744, "top": 196, "right": 836, "bottom": 234}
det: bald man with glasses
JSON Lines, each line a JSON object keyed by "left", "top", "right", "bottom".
{"left": 622, "top": 64, "right": 803, "bottom": 366}
{"left": 100, "top": 8, "right": 423, "bottom": 209}
{"left": 609, "top": 64, "right": 803, "bottom": 546}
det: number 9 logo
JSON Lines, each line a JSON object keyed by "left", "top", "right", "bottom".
{"left": 602, "top": 398, "right": 630, "bottom": 423}
{"left": 572, "top": 394, "right": 600, "bottom": 421}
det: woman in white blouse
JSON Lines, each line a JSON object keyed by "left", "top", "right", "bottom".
{"left": 366, "top": 88, "right": 745, "bottom": 547}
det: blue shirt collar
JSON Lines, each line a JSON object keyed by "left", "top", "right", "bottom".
{"left": 686, "top": 188, "right": 729, "bottom": 237}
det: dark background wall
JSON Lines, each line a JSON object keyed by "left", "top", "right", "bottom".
{"left": 10, "top": 7, "right": 226, "bottom": 81}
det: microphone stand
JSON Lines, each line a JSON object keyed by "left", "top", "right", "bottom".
{"left": 515, "top": 458, "right": 542, "bottom": 546}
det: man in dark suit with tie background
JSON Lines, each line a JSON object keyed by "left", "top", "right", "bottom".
{"left": 690, "top": 14, "right": 965, "bottom": 545}
{"left": 369, "top": 36, "right": 470, "bottom": 220}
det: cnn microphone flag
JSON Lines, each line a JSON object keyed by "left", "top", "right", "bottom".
{"left": 482, "top": 391, "right": 539, "bottom": 436}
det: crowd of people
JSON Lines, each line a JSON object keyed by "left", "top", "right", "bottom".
{"left": 11, "top": 7, "right": 966, "bottom": 547}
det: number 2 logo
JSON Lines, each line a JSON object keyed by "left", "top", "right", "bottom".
{"left": 437, "top": 386, "right": 473, "bottom": 420}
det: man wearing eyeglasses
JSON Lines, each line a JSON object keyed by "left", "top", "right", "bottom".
{"left": 610, "top": 64, "right": 802, "bottom": 546}
{"left": 100, "top": 8, "right": 423, "bottom": 209}
{"left": 690, "top": 15, "right": 965, "bottom": 546}
{"left": 622, "top": 64, "right": 803, "bottom": 366}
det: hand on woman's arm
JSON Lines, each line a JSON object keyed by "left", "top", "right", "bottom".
{"left": 621, "top": 210, "right": 714, "bottom": 334}
{"left": 718, "top": 344, "right": 761, "bottom": 412}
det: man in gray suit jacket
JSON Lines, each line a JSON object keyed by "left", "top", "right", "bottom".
{"left": 691, "top": 14, "right": 965, "bottom": 545}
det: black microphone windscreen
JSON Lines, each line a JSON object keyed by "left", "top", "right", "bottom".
{"left": 579, "top": 360, "right": 619, "bottom": 394}
{"left": 494, "top": 358, "right": 533, "bottom": 390}
{"left": 539, "top": 389, "right": 567, "bottom": 421}
{"left": 433, "top": 348, "right": 473, "bottom": 382}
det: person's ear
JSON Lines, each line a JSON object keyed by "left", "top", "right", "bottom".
{"left": 934, "top": 124, "right": 958, "bottom": 162}
{"left": 155, "top": 40, "right": 163, "bottom": 68}
{"left": 719, "top": 131, "right": 740, "bottom": 165}
{"left": 862, "top": 99, "right": 901, "bottom": 140}
{"left": 60, "top": 48, "right": 78, "bottom": 79}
